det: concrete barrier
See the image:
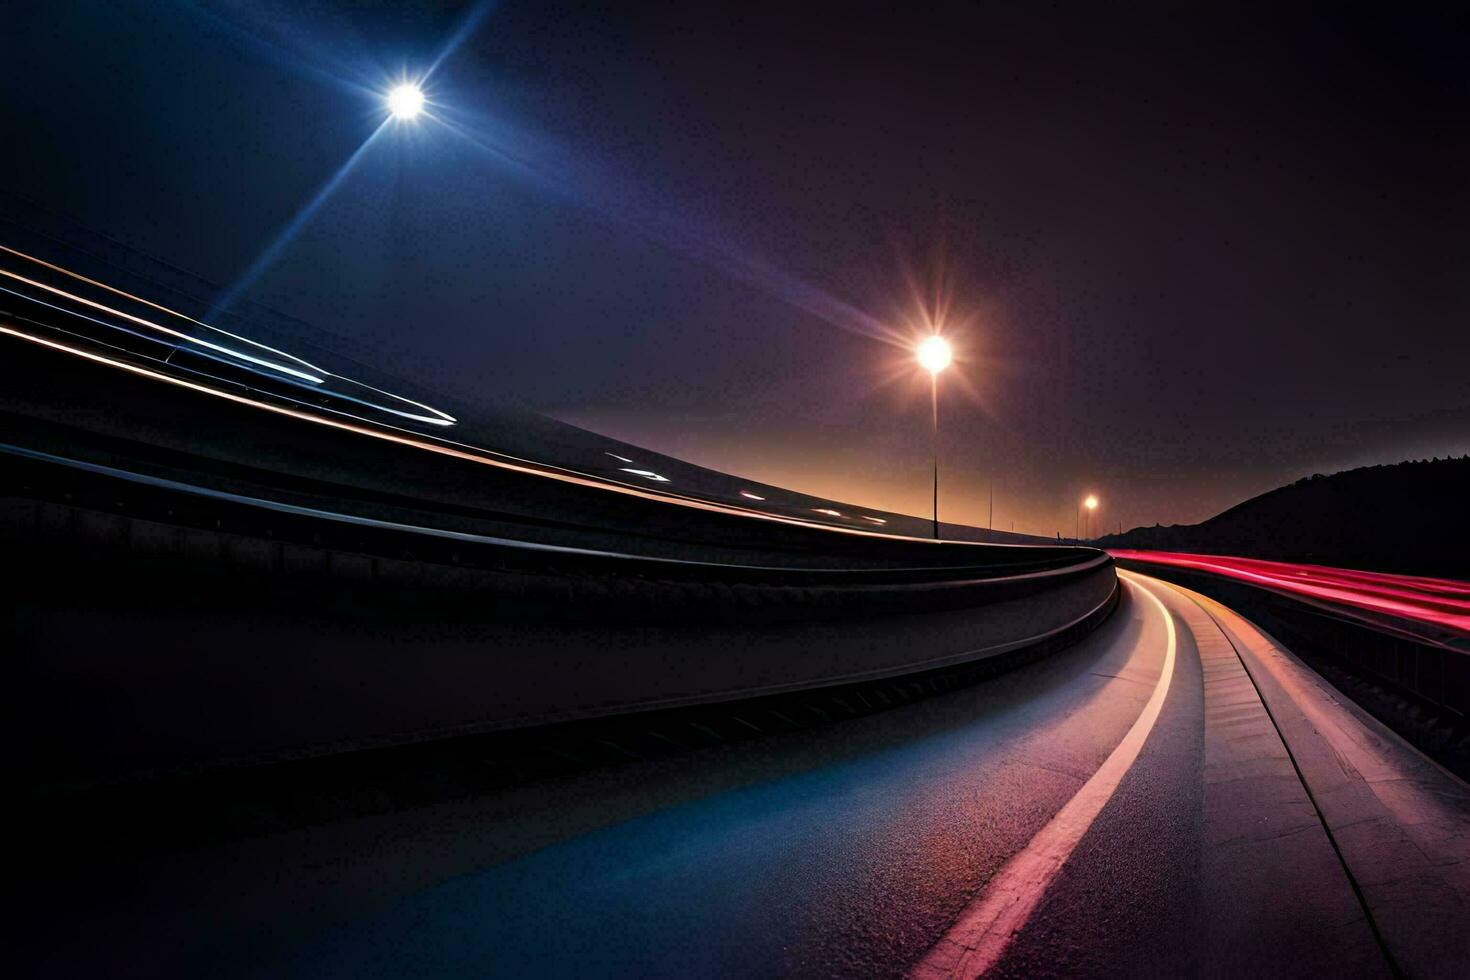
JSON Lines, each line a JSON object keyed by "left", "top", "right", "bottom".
{"left": 5, "top": 450, "right": 1116, "bottom": 795}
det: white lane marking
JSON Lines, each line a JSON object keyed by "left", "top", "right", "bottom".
{"left": 910, "top": 572, "right": 1178, "bottom": 979}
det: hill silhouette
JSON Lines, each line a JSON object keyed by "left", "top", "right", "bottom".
{"left": 1096, "top": 457, "right": 1470, "bottom": 579}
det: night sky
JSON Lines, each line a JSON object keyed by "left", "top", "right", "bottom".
{"left": 3, "top": 2, "right": 1467, "bottom": 536}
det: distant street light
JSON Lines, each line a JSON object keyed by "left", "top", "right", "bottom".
{"left": 387, "top": 83, "right": 425, "bottom": 120}
{"left": 917, "top": 334, "right": 953, "bottom": 540}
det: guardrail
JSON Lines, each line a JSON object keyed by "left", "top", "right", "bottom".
{"left": 4, "top": 416, "right": 1115, "bottom": 797}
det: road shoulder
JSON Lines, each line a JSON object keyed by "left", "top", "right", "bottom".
{"left": 1193, "top": 589, "right": 1470, "bottom": 979}
{"left": 1152, "top": 579, "right": 1387, "bottom": 977}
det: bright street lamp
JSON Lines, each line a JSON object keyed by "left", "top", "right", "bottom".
{"left": 1078, "top": 494, "right": 1099, "bottom": 542}
{"left": 917, "top": 334, "right": 953, "bottom": 539}
{"left": 916, "top": 334, "right": 953, "bottom": 374}
{"left": 387, "top": 83, "right": 425, "bottom": 121}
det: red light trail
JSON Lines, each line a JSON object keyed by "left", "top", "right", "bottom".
{"left": 1110, "top": 550, "right": 1470, "bottom": 635}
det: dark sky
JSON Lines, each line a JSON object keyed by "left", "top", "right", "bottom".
{"left": 3, "top": 2, "right": 1467, "bottom": 536}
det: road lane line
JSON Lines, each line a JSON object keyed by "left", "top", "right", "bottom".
{"left": 909, "top": 572, "right": 1177, "bottom": 979}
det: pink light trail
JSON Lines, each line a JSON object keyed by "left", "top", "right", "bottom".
{"left": 1110, "top": 550, "right": 1470, "bottom": 635}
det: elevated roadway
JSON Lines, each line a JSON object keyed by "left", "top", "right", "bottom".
{"left": 14, "top": 572, "right": 1469, "bottom": 977}
{"left": 0, "top": 239, "right": 1110, "bottom": 791}
{"left": 6, "top": 236, "right": 1467, "bottom": 977}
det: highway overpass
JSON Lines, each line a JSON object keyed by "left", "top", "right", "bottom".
{"left": 4, "top": 240, "right": 1468, "bottom": 977}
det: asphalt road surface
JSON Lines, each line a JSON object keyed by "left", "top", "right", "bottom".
{"left": 16, "top": 571, "right": 1470, "bottom": 978}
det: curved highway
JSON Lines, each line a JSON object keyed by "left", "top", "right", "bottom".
{"left": 17, "top": 571, "right": 1469, "bottom": 978}
{"left": 1, "top": 236, "right": 1113, "bottom": 793}
{"left": 5, "top": 235, "right": 1468, "bottom": 977}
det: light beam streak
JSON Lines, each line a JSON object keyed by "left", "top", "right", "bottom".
{"left": 0, "top": 264, "right": 322, "bottom": 382}
{"left": 0, "top": 242, "right": 326, "bottom": 379}
{"left": 423, "top": 0, "right": 499, "bottom": 81}
{"left": 210, "top": 116, "right": 392, "bottom": 319}
{"left": 177, "top": 0, "right": 379, "bottom": 100}
{"left": 431, "top": 114, "right": 904, "bottom": 348}
{"left": 0, "top": 247, "right": 456, "bottom": 425}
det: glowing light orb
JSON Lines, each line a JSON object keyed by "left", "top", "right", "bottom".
{"left": 1085, "top": 495, "right": 1099, "bottom": 510}
{"left": 916, "top": 334, "right": 953, "bottom": 374}
{"left": 387, "top": 84, "right": 425, "bottom": 120}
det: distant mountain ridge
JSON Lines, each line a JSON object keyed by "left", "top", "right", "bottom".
{"left": 1096, "top": 457, "right": 1470, "bottom": 579}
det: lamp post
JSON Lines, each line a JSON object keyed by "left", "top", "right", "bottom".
{"left": 916, "top": 334, "right": 953, "bottom": 540}
{"left": 1082, "top": 494, "right": 1099, "bottom": 542}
